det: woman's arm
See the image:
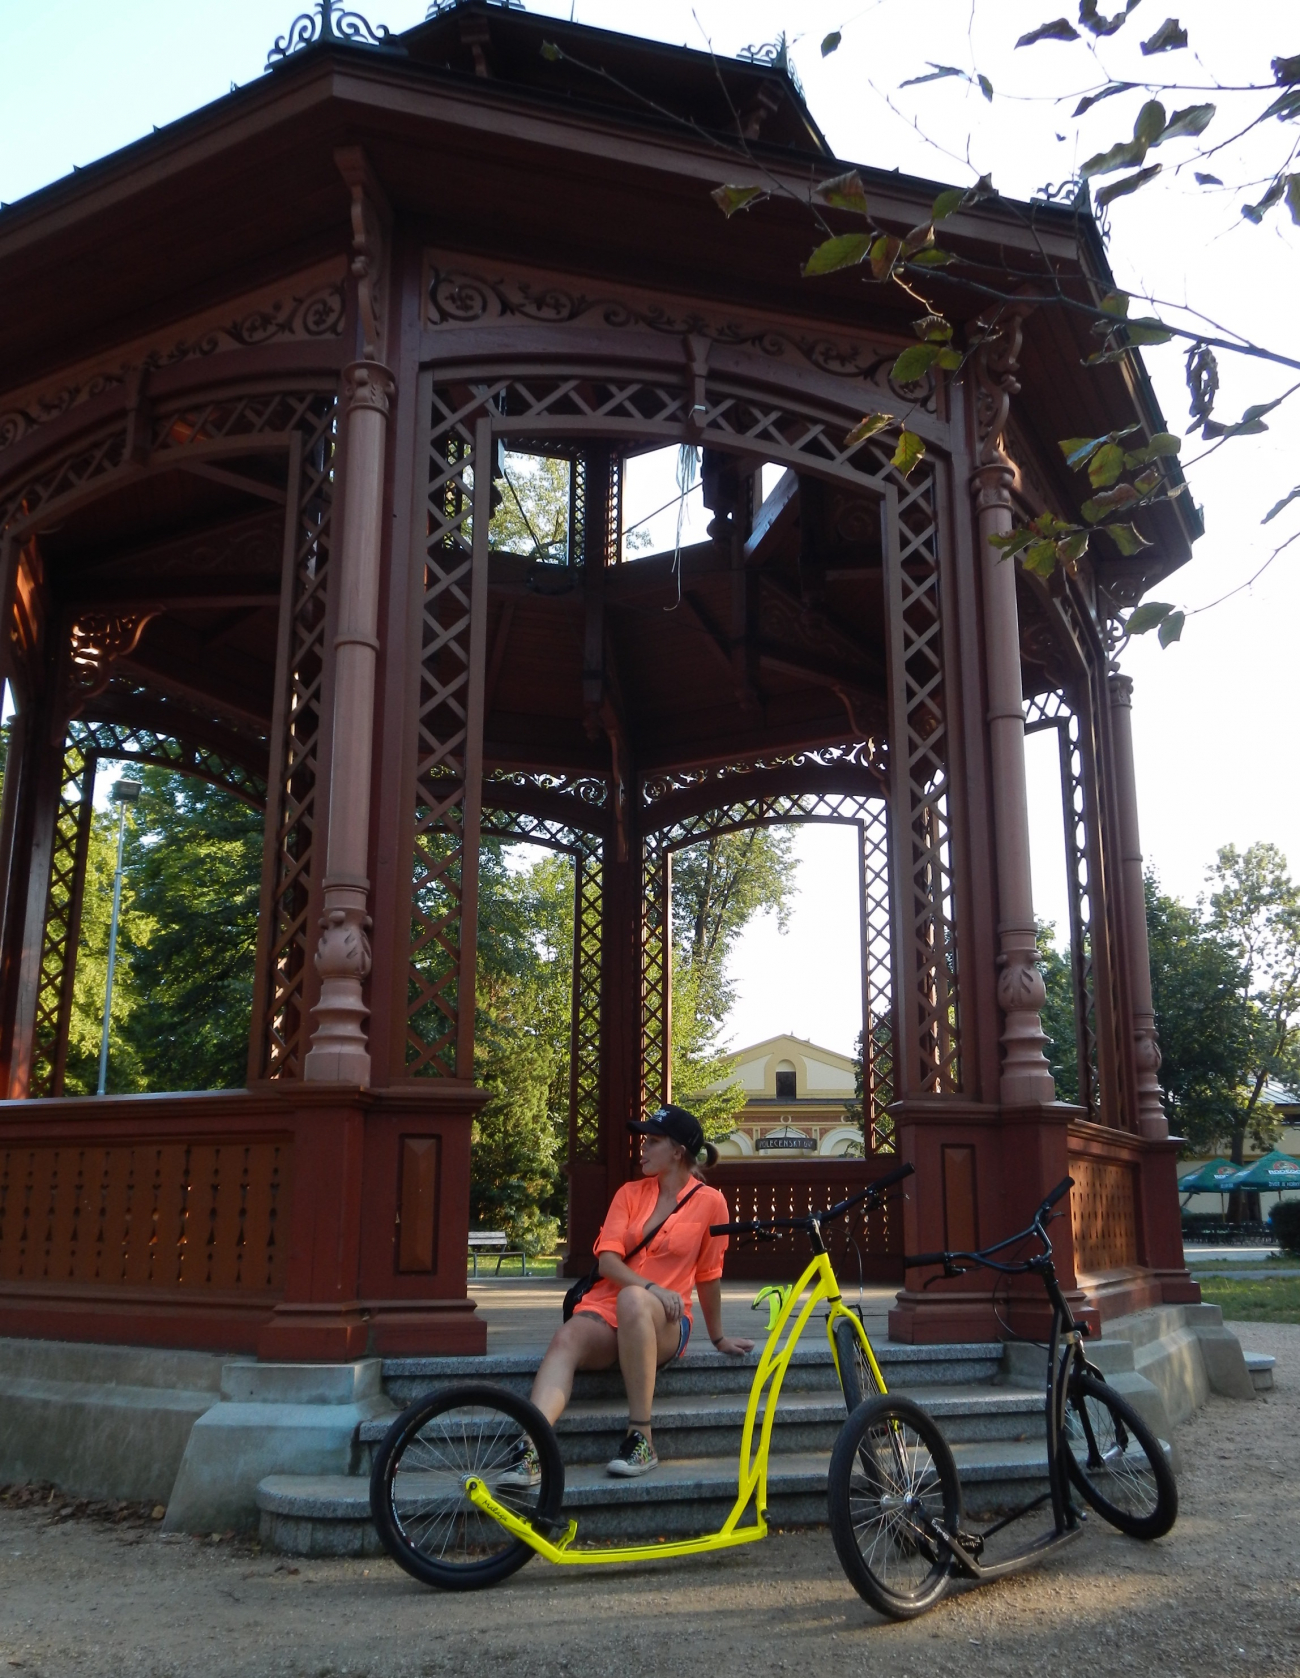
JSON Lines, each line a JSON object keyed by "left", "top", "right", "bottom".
{"left": 597, "top": 1250, "right": 683, "bottom": 1320}
{"left": 696, "top": 1278, "right": 754, "bottom": 1356}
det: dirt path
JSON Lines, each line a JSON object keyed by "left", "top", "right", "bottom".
{"left": 2, "top": 1322, "right": 1295, "bottom": 1678}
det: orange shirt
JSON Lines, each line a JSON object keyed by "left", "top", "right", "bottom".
{"left": 577, "top": 1177, "right": 731, "bottom": 1330}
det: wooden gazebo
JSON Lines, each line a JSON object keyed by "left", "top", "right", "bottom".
{"left": 0, "top": 0, "right": 1199, "bottom": 1357}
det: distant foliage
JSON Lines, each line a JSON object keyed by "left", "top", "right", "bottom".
{"left": 1036, "top": 922, "right": 1079, "bottom": 1105}
{"left": 1270, "top": 1201, "right": 1300, "bottom": 1255}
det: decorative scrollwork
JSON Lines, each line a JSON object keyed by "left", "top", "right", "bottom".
{"left": 423, "top": 257, "right": 932, "bottom": 406}
{"left": 486, "top": 768, "right": 609, "bottom": 808}
{"left": 65, "top": 610, "right": 160, "bottom": 709}
{"left": 267, "top": 0, "right": 402, "bottom": 65}
{"left": 971, "top": 306, "right": 1029, "bottom": 468}
{"left": 640, "top": 740, "right": 886, "bottom": 807}
{"left": 736, "top": 33, "right": 805, "bottom": 98}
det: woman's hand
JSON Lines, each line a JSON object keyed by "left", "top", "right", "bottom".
{"left": 646, "top": 1282, "right": 684, "bottom": 1322}
{"left": 713, "top": 1335, "right": 755, "bottom": 1356}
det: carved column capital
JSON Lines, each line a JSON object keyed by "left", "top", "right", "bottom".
{"left": 344, "top": 360, "right": 396, "bottom": 417}
{"left": 970, "top": 458, "right": 1015, "bottom": 514}
{"left": 1107, "top": 670, "right": 1135, "bottom": 710}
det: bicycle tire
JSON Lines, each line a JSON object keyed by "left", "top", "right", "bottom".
{"left": 833, "top": 1315, "right": 884, "bottom": 1414}
{"left": 369, "top": 1382, "right": 565, "bottom": 1590}
{"left": 1063, "top": 1372, "right": 1177, "bottom": 1540}
{"left": 828, "top": 1395, "right": 962, "bottom": 1620}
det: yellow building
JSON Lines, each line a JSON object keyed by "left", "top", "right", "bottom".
{"left": 707, "top": 1034, "right": 864, "bottom": 1161}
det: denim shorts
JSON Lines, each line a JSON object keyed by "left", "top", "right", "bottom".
{"left": 659, "top": 1312, "right": 691, "bottom": 1366}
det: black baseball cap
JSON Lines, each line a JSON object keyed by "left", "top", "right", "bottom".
{"left": 629, "top": 1104, "right": 705, "bottom": 1156}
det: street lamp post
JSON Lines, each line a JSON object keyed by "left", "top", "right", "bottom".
{"left": 97, "top": 776, "right": 142, "bottom": 1096}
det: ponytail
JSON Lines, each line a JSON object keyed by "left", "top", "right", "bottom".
{"left": 693, "top": 1140, "right": 719, "bottom": 1177}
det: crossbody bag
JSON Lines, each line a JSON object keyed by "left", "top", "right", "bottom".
{"left": 561, "top": 1183, "right": 705, "bottom": 1322}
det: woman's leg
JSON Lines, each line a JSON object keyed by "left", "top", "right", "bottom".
{"left": 530, "top": 1312, "right": 618, "bottom": 1426}
{"left": 614, "top": 1286, "right": 680, "bottom": 1446}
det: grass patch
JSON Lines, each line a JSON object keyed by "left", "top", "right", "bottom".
{"left": 1188, "top": 1254, "right": 1300, "bottom": 1271}
{"left": 1197, "top": 1275, "right": 1300, "bottom": 1324}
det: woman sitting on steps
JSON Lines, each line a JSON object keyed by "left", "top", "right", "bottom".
{"left": 501, "top": 1104, "right": 754, "bottom": 1482}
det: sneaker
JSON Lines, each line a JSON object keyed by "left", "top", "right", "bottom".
{"left": 496, "top": 1437, "right": 541, "bottom": 1490}
{"left": 606, "top": 1430, "right": 658, "bottom": 1478}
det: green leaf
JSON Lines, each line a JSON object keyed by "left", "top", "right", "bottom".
{"left": 813, "top": 170, "right": 870, "bottom": 215}
{"left": 1016, "top": 19, "right": 1081, "bottom": 47}
{"left": 1082, "top": 484, "right": 1140, "bottom": 521}
{"left": 1079, "top": 1, "right": 1143, "bottom": 37}
{"left": 936, "top": 347, "right": 963, "bottom": 371}
{"left": 1088, "top": 442, "right": 1126, "bottom": 488}
{"left": 1023, "top": 539, "right": 1059, "bottom": 577}
{"left": 1100, "top": 290, "right": 1130, "bottom": 318}
{"left": 977, "top": 74, "right": 994, "bottom": 102}
{"left": 1073, "top": 81, "right": 1137, "bottom": 117}
{"left": 1125, "top": 317, "right": 1175, "bottom": 346}
{"left": 1081, "top": 137, "right": 1149, "bottom": 178}
{"left": 1287, "top": 176, "right": 1300, "bottom": 225}
{"left": 909, "top": 247, "right": 955, "bottom": 267}
{"left": 1274, "top": 53, "right": 1300, "bottom": 85}
{"left": 988, "top": 528, "right": 1035, "bottom": 554}
{"left": 902, "top": 221, "right": 936, "bottom": 256}
{"left": 1056, "top": 530, "right": 1090, "bottom": 564}
{"left": 891, "top": 430, "right": 926, "bottom": 477}
{"left": 1096, "top": 163, "right": 1162, "bottom": 207}
{"left": 1060, "top": 435, "right": 1104, "bottom": 467}
{"left": 913, "top": 314, "right": 954, "bottom": 342}
{"left": 802, "top": 233, "right": 873, "bottom": 275}
{"left": 1242, "top": 178, "right": 1286, "bottom": 224}
{"left": 1194, "top": 171, "right": 1223, "bottom": 186}
{"left": 892, "top": 343, "right": 943, "bottom": 384}
{"left": 869, "top": 234, "right": 903, "bottom": 279}
{"left": 540, "top": 40, "right": 561, "bottom": 61}
{"left": 844, "top": 413, "right": 895, "bottom": 447}
{"left": 1131, "top": 467, "right": 1161, "bottom": 495}
{"left": 1262, "top": 86, "right": 1300, "bottom": 121}
{"left": 1126, "top": 600, "right": 1174, "bottom": 635}
{"left": 931, "top": 188, "right": 966, "bottom": 221}
{"left": 1102, "top": 522, "right": 1152, "bottom": 555}
{"left": 1140, "top": 18, "right": 1188, "bottom": 55}
{"left": 712, "top": 183, "right": 766, "bottom": 218}
{"left": 1157, "top": 609, "right": 1185, "bottom": 646}
{"left": 1134, "top": 99, "right": 1168, "bottom": 146}
{"left": 1153, "top": 102, "right": 1216, "bottom": 143}
{"left": 1144, "top": 431, "right": 1181, "bottom": 457}
{"left": 901, "top": 64, "right": 966, "bottom": 87}
{"left": 1262, "top": 486, "right": 1300, "bottom": 524}
{"left": 1201, "top": 398, "right": 1281, "bottom": 439}
{"left": 821, "top": 30, "right": 842, "bottom": 56}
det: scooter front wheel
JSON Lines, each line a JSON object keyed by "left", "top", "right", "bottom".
{"left": 370, "top": 1382, "right": 564, "bottom": 1590}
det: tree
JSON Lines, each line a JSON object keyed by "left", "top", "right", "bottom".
{"left": 488, "top": 452, "right": 572, "bottom": 562}
{"left": 669, "top": 826, "right": 799, "bottom": 1133}
{"left": 118, "top": 768, "right": 263, "bottom": 1092}
{"left": 1037, "top": 920, "right": 1081, "bottom": 1104}
{"left": 1205, "top": 843, "right": 1300, "bottom": 1171}
{"left": 1146, "top": 871, "right": 1253, "bottom": 1154}
{"left": 696, "top": 6, "right": 1300, "bottom": 644}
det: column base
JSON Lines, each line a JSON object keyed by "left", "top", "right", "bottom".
{"left": 256, "top": 1303, "right": 372, "bottom": 1363}
{"left": 360, "top": 1298, "right": 486, "bottom": 1357}
{"left": 888, "top": 1286, "right": 1100, "bottom": 1344}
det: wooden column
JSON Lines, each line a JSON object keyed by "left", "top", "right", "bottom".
{"left": 304, "top": 362, "right": 395, "bottom": 1085}
{"left": 1107, "top": 672, "right": 1168, "bottom": 1140}
{"left": 971, "top": 322, "right": 1055, "bottom": 1108}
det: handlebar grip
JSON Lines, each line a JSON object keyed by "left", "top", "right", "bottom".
{"left": 1040, "top": 1176, "right": 1074, "bottom": 1213}
{"left": 869, "top": 1160, "right": 915, "bottom": 1195}
{"left": 710, "top": 1221, "right": 762, "bottom": 1236}
{"left": 904, "top": 1251, "right": 950, "bottom": 1269}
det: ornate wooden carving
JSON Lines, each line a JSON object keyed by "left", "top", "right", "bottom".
{"left": 712, "top": 1159, "right": 904, "bottom": 1281}
{"left": 65, "top": 610, "right": 160, "bottom": 711}
{"left": 0, "top": 1137, "right": 290, "bottom": 1292}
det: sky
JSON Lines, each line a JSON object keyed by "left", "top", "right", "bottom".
{"left": 2, "top": 0, "right": 1296, "bottom": 1057}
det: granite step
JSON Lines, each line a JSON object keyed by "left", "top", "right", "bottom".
{"left": 256, "top": 1434, "right": 1065, "bottom": 1555}
{"left": 380, "top": 1339, "right": 1004, "bottom": 1406}
{"left": 356, "top": 1382, "right": 1045, "bottom": 1468}
{"left": 1244, "top": 1351, "right": 1275, "bottom": 1393}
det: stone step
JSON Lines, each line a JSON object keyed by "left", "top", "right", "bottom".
{"left": 381, "top": 1339, "right": 1003, "bottom": 1405}
{"left": 1244, "top": 1351, "right": 1275, "bottom": 1393}
{"left": 256, "top": 1433, "right": 1061, "bottom": 1555}
{"left": 356, "top": 1382, "right": 1045, "bottom": 1467}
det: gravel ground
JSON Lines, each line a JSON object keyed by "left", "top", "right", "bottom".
{"left": 1, "top": 1322, "right": 1295, "bottom": 1678}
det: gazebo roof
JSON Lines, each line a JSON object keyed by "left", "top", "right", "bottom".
{"left": 0, "top": 0, "right": 1198, "bottom": 589}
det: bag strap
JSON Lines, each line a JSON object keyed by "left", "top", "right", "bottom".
{"left": 624, "top": 1182, "right": 704, "bottom": 1263}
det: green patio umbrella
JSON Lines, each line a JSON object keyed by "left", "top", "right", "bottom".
{"left": 1178, "top": 1157, "right": 1240, "bottom": 1193}
{"left": 1226, "top": 1150, "right": 1300, "bottom": 1191}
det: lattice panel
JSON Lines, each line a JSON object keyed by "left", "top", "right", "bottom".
{"left": 1025, "top": 691, "right": 1099, "bottom": 1116}
{"left": 478, "top": 803, "right": 604, "bottom": 1162}
{"left": 27, "top": 720, "right": 270, "bottom": 1099}
{"left": 28, "top": 738, "right": 93, "bottom": 1099}
{"left": 407, "top": 390, "right": 481, "bottom": 1076}
{"left": 861, "top": 803, "right": 895, "bottom": 1150}
{"left": 642, "top": 775, "right": 891, "bottom": 1148}
{"left": 257, "top": 396, "right": 337, "bottom": 1079}
{"left": 881, "top": 455, "right": 961, "bottom": 1096}
{"left": 0, "top": 1138, "right": 290, "bottom": 1291}
{"left": 1069, "top": 1155, "right": 1139, "bottom": 1272}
